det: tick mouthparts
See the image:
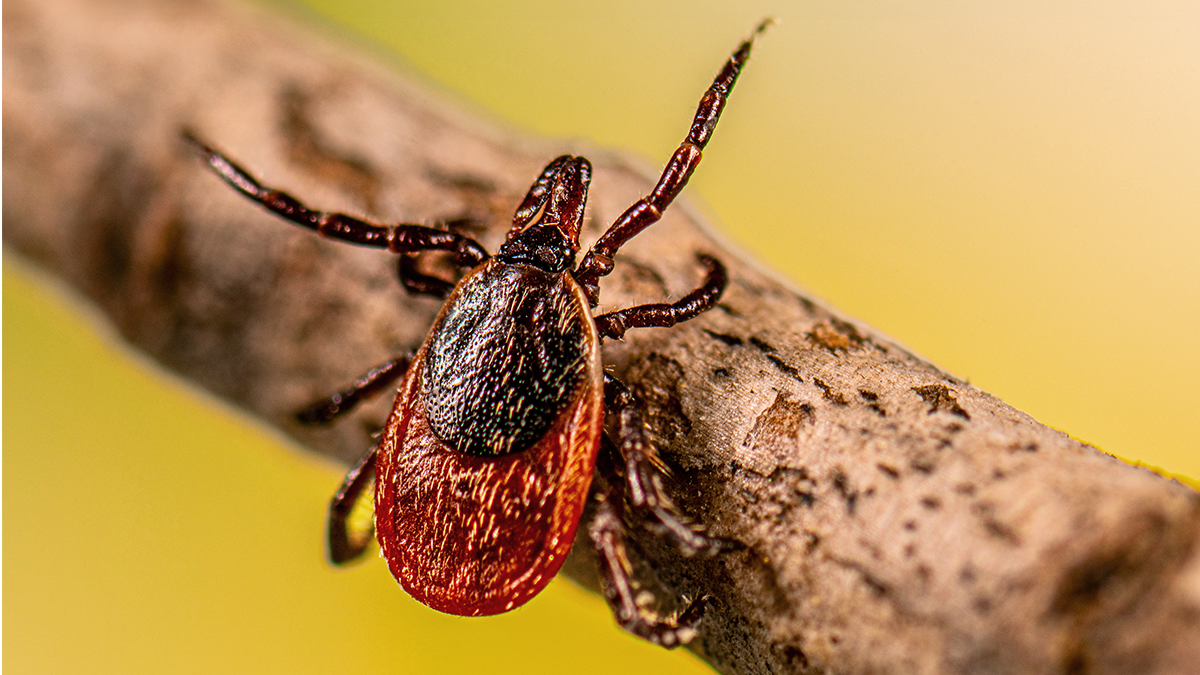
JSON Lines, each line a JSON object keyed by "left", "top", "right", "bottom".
{"left": 539, "top": 156, "right": 592, "bottom": 245}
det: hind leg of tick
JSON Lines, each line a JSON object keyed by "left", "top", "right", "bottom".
{"left": 590, "top": 437, "right": 717, "bottom": 648}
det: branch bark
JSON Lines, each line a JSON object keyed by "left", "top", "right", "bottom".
{"left": 5, "top": 0, "right": 1199, "bottom": 673}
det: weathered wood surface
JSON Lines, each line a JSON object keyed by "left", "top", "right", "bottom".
{"left": 5, "top": 0, "right": 1199, "bottom": 673}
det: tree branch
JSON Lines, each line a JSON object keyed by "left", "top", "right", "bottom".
{"left": 5, "top": 0, "right": 1198, "bottom": 673}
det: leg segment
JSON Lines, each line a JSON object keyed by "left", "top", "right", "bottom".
{"left": 184, "top": 131, "right": 488, "bottom": 267}
{"left": 573, "top": 21, "right": 770, "bottom": 303}
{"left": 590, "top": 442, "right": 709, "bottom": 648}
{"left": 397, "top": 254, "right": 456, "bottom": 299}
{"left": 604, "top": 373, "right": 726, "bottom": 557}
{"left": 328, "top": 445, "right": 378, "bottom": 564}
{"left": 296, "top": 355, "right": 411, "bottom": 425}
{"left": 594, "top": 254, "right": 727, "bottom": 340}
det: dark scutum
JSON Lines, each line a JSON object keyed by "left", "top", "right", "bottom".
{"left": 423, "top": 262, "right": 591, "bottom": 457}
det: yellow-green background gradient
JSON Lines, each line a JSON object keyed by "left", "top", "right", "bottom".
{"left": 5, "top": 1, "right": 1198, "bottom": 673}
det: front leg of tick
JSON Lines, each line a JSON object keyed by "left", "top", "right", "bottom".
{"left": 183, "top": 130, "right": 489, "bottom": 268}
{"left": 573, "top": 20, "right": 769, "bottom": 304}
{"left": 592, "top": 255, "right": 726, "bottom": 341}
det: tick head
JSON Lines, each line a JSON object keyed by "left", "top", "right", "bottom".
{"left": 498, "top": 156, "right": 592, "bottom": 273}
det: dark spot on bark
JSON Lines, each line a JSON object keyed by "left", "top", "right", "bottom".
{"left": 703, "top": 329, "right": 743, "bottom": 346}
{"left": 903, "top": 543, "right": 916, "bottom": 558}
{"left": 742, "top": 464, "right": 819, "bottom": 523}
{"left": 992, "top": 468, "right": 1007, "bottom": 480}
{"left": 714, "top": 303, "right": 741, "bottom": 317}
{"left": 743, "top": 391, "right": 815, "bottom": 458}
{"left": 858, "top": 389, "right": 879, "bottom": 401}
{"left": 80, "top": 149, "right": 144, "bottom": 298}
{"left": 973, "top": 502, "right": 1021, "bottom": 545}
{"left": 1011, "top": 440, "right": 1040, "bottom": 453}
{"left": 876, "top": 463, "right": 900, "bottom": 479}
{"left": 862, "top": 574, "right": 889, "bottom": 596}
{"left": 959, "top": 564, "right": 977, "bottom": 584}
{"left": 627, "top": 353, "right": 692, "bottom": 444}
{"left": 762, "top": 466, "right": 819, "bottom": 515}
{"left": 832, "top": 468, "right": 858, "bottom": 515}
{"left": 766, "top": 355, "right": 802, "bottom": 380}
{"left": 812, "top": 378, "right": 849, "bottom": 405}
{"left": 920, "top": 496, "right": 941, "bottom": 510}
{"left": 973, "top": 596, "right": 993, "bottom": 614}
{"left": 763, "top": 353, "right": 801, "bottom": 379}
{"left": 279, "top": 84, "right": 381, "bottom": 212}
{"left": 804, "top": 530, "right": 821, "bottom": 552}
{"left": 1052, "top": 547, "right": 1135, "bottom": 617}
{"left": 748, "top": 336, "right": 775, "bottom": 353}
{"left": 456, "top": 478, "right": 471, "bottom": 495}
{"left": 79, "top": 147, "right": 199, "bottom": 350}
{"left": 1062, "top": 645, "right": 1089, "bottom": 675}
{"left": 98, "top": 210, "right": 134, "bottom": 292}
{"left": 806, "top": 319, "right": 866, "bottom": 352}
{"left": 916, "top": 564, "right": 932, "bottom": 583}
{"left": 904, "top": 520, "right": 918, "bottom": 531}
{"left": 737, "top": 485, "right": 759, "bottom": 504}
{"left": 773, "top": 644, "right": 810, "bottom": 670}
{"left": 912, "top": 384, "right": 971, "bottom": 419}
{"left": 954, "top": 482, "right": 977, "bottom": 496}
{"left": 746, "top": 336, "right": 802, "bottom": 379}
{"left": 148, "top": 217, "right": 187, "bottom": 305}
{"left": 983, "top": 518, "right": 1020, "bottom": 545}
{"left": 910, "top": 457, "right": 936, "bottom": 474}
{"left": 712, "top": 367, "right": 731, "bottom": 378}
{"left": 785, "top": 466, "right": 811, "bottom": 481}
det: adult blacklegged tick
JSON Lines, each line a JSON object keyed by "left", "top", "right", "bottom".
{"left": 187, "top": 20, "right": 769, "bottom": 648}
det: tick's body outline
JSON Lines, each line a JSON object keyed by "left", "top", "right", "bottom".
{"left": 188, "top": 21, "right": 768, "bottom": 647}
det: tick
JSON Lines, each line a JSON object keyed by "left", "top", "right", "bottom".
{"left": 187, "top": 21, "right": 769, "bottom": 647}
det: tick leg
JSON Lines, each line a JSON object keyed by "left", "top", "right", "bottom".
{"left": 589, "top": 470, "right": 710, "bottom": 648}
{"left": 396, "top": 216, "right": 488, "bottom": 298}
{"left": 397, "top": 254, "right": 456, "bottom": 299}
{"left": 296, "top": 355, "right": 411, "bottom": 425}
{"left": 328, "top": 445, "right": 378, "bottom": 564}
{"left": 594, "top": 254, "right": 727, "bottom": 340}
{"left": 184, "top": 131, "right": 488, "bottom": 267}
{"left": 604, "top": 373, "right": 726, "bottom": 557}
{"left": 573, "top": 20, "right": 770, "bottom": 304}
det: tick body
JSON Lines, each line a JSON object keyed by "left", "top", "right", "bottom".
{"left": 379, "top": 258, "right": 603, "bottom": 615}
{"left": 188, "top": 20, "right": 768, "bottom": 647}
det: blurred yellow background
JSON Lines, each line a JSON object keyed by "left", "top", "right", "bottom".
{"left": 5, "top": 1, "right": 1198, "bottom": 673}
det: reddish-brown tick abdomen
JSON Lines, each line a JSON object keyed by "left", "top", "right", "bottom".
{"left": 374, "top": 260, "right": 604, "bottom": 616}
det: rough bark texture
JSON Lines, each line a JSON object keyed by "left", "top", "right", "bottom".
{"left": 5, "top": 0, "right": 1199, "bottom": 673}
